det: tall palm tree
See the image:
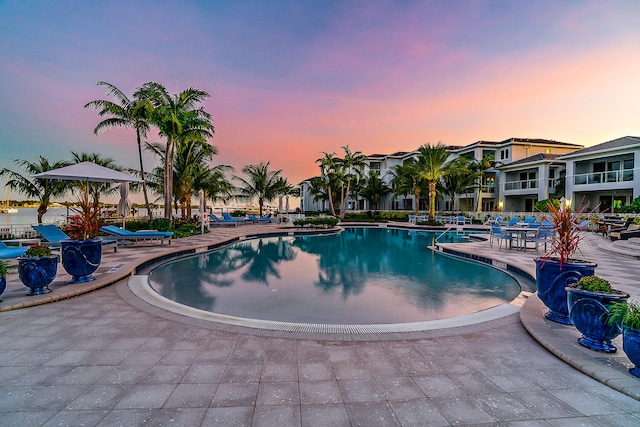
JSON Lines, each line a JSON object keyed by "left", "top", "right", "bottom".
{"left": 337, "top": 146, "right": 366, "bottom": 219}
{"left": 0, "top": 156, "right": 71, "bottom": 223}
{"left": 84, "top": 81, "right": 154, "bottom": 218}
{"left": 412, "top": 142, "right": 451, "bottom": 221}
{"left": 361, "top": 171, "right": 391, "bottom": 210}
{"left": 201, "top": 165, "right": 235, "bottom": 206}
{"left": 136, "top": 82, "right": 215, "bottom": 219}
{"left": 233, "top": 162, "right": 283, "bottom": 217}
{"left": 316, "top": 151, "right": 340, "bottom": 217}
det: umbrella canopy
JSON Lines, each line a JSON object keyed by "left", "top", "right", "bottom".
{"left": 33, "top": 162, "right": 143, "bottom": 183}
{"left": 285, "top": 196, "right": 290, "bottom": 214}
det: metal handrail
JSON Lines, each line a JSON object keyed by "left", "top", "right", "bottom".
{"left": 434, "top": 226, "right": 454, "bottom": 244}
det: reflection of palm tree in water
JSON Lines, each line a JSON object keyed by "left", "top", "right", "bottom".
{"left": 228, "top": 237, "right": 296, "bottom": 286}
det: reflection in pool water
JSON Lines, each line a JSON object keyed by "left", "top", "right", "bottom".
{"left": 148, "top": 228, "right": 520, "bottom": 324}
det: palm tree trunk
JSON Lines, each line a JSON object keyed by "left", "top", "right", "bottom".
{"left": 164, "top": 139, "right": 173, "bottom": 219}
{"left": 429, "top": 181, "right": 437, "bottom": 221}
{"left": 136, "top": 129, "right": 152, "bottom": 220}
{"left": 413, "top": 188, "right": 420, "bottom": 216}
{"left": 327, "top": 183, "right": 336, "bottom": 217}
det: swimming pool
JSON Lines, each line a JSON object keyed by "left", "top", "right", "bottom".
{"left": 147, "top": 227, "right": 521, "bottom": 325}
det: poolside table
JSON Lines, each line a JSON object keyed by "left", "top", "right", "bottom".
{"left": 504, "top": 226, "right": 535, "bottom": 251}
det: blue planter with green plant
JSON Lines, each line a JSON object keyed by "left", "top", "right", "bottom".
{"left": 17, "top": 245, "right": 59, "bottom": 295}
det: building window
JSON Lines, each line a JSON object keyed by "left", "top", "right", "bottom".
{"left": 545, "top": 148, "right": 550, "bottom": 154}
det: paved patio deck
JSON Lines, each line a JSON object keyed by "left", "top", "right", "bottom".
{"left": 1, "top": 223, "right": 640, "bottom": 426}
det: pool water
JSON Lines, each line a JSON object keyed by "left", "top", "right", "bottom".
{"left": 148, "top": 227, "right": 520, "bottom": 324}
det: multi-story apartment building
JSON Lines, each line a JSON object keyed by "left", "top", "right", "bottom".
{"left": 299, "top": 137, "right": 584, "bottom": 213}
{"left": 559, "top": 136, "right": 640, "bottom": 213}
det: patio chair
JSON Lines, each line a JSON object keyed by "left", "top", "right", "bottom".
{"left": 408, "top": 214, "right": 416, "bottom": 224}
{"left": 32, "top": 224, "right": 117, "bottom": 252}
{"left": 524, "top": 224, "right": 554, "bottom": 254}
{"left": 524, "top": 217, "right": 536, "bottom": 225}
{"left": 222, "top": 212, "right": 249, "bottom": 224}
{"left": 210, "top": 214, "right": 239, "bottom": 226}
{"left": 99, "top": 225, "right": 172, "bottom": 249}
{"left": 0, "top": 240, "right": 29, "bottom": 259}
{"left": 248, "top": 215, "right": 270, "bottom": 223}
{"left": 489, "top": 223, "right": 514, "bottom": 250}
{"left": 507, "top": 218, "right": 519, "bottom": 226}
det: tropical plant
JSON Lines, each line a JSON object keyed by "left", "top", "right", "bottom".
{"left": 233, "top": 162, "right": 283, "bottom": 217}
{"left": 337, "top": 146, "right": 366, "bottom": 219}
{"left": 534, "top": 198, "right": 560, "bottom": 212}
{"left": 24, "top": 244, "right": 52, "bottom": 258}
{"left": 136, "top": 82, "right": 215, "bottom": 219}
{"left": 542, "top": 199, "right": 591, "bottom": 265}
{"left": 440, "top": 158, "right": 475, "bottom": 214}
{"left": 84, "top": 81, "right": 154, "bottom": 218}
{"left": 361, "top": 171, "right": 390, "bottom": 210}
{"left": 409, "top": 142, "right": 450, "bottom": 221}
{"left": 316, "top": 151, "right": 340, "bottom": 216}
{"left": 390, "top": 162, "right": 416, "bottom": 211}
{"left": 0, "top": 259, "right": 10, "bottom": 277}
{"left": 63, "top": 206, "right": 105, "bottom": 240}
{"left": 574, "top": 275, "right": 614, "bottom": 293}
{"left": 307, "top": 177, "right": 328, "bottom": 211}
{"left": 292, "top": 217, "right": 340, "bottom": 229}
{"left": 609, "top": 301, "right": 640, "bottom": 330}
{"left": 69, "top": 152, "right": 123, "bottom": 210}
{"left": 0, "top": 157, "right": 71, "bottom": 223}
{"left": 469, "top": 152, "right": 499, "bottom": 213}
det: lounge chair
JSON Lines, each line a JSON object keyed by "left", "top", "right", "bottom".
{"left": 0, "top": 241, "right": 29, "bottom": 259}
{"left": 222, "top": 212, "right": 249, "bottom": 224}
{"left": 210, "top": 214, "right": 239, "bottom": 226}
{"left": 248, "top": 215, "right": 270, "bottom": 223}
{"left": 507, "top": 218, "right": 519, "bottom": 226}
{"left": 32, "top": 224, "right": 117, "bottom": 252}
{"left": 99, "top": 225, "right": 172, "bottom": 249}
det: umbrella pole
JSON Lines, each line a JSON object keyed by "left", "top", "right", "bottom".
{"left": 84, "top": 178, "right": 89, "bottom": 240}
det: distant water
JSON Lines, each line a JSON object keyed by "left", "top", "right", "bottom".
{"left": 0, "top": 207, "right": 68, "bottom": 227}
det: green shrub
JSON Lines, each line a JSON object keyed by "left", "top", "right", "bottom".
{"left": 24, "top": 245, "right": 52, "bottom": 258}
{"left": 125, "top": 219, "right": 150, "bottom": 232}
{"left": 0, "top": 259, "right": 10, "bottom": 277}
{"left": 230, "top": 210, "right": 246, "bottom": 217}
{"left": 149, "top": 218, "right": 172, "bottom": 231}
{"left": 575, "top": 275, "right": 614, "bottom": 293}
{"left": 608, "top": 301, "right": 640, "bottom": 330}
{"left": 379, "top": 211, "right": 412, "bottom": 221}
{"left": 618, "top": 196, "right": 640, "bottom": 213}
{"left": 535, "top": 198, "right": 560, "bottom": 212}
{"left": 417, "top": 220, "right": 444, "bottom": 226}
{"left": 171, "top": 222, "right": 203, "bottom": 238}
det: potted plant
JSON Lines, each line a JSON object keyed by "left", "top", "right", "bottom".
{"left": 566, "top": 275, "right": 629, "bottom": 352}
{"left": 0, "top": 259, "right": 10, "bottom": 300}
{"left": 608, "top": 301, "right": 640, "bottom": 377}
{"left": 535, "top": 199, "right": 596, "bottom": 324}
{"left": 61, "top": 205, "right": 105, "bottom": 283}
{"left": 17, "top": 245, "right": 59, "bottom": 295}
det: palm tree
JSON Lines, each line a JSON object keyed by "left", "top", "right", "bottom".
{"left": 70, "top": 152, "right": 122, "bottom": 211}
{"left": 412, "top": 142, "right": 451, "bottom": 221}
{"left": 201, "top": 165, "right": 235, "bottom": 206}
{"left": 469, "top": 153, "right": 499, "bottom": 213}
{"left": 307, "top": 177, "right": 328, "bottom": 211}
{"left": 361, "top": 171, "right": 391, "bottom": 210}
{"left": 440, "top": 158, "right": 476, "bottom": 214}
{"left": 84, "top": 81, "right": 154, "bottom": 218}
{"left": 390, "top": 162, "right": 415, "bottom": 210}
{"left": 337, "top": 146, "right": 366, "bottom": 219}
{"left": 0, "top": 156, "right": 71, "bottom": 223}
{"left": 136, "top": 82, "right": 215, "bottom": 219}
{"left": 316, "top": 151, "right": 340, "bottom": 217}
{"left": 233, "top": 162, "right": 283, "bottom": 217}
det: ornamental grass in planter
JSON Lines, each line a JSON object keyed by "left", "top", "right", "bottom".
{"left": 566, "top": 275, "right": 629, "bottom": 352}
{"left": 535, "top": 199, "right": 596, "bottom": 324}
{"left": 609, "top": 301, "right": 640, "bottom": 377}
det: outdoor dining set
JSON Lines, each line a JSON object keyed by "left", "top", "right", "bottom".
{"left": 488, "top": 217, "right": 556, "bottom": 254}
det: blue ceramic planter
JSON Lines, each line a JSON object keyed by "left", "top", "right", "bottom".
{"left": 622, "top": 327, "right": 640, "bottom": 377}
{"left": 0, "top": 276, "right": 6, "bottom": 300}
{"left": 61, "top": 238, "right": 102, "bottom": 284}
{"left": 566, "top": 286, "right": 629, "bottom": 352}
{"left": 535, "top": 258, "right": 597, "bottom": 324}
{"left": 17, "top": 255, "right": 59, "bottom": 295}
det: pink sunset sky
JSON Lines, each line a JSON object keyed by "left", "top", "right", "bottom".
{"left": 1, "top": 0, "right": 640, "bottom": 202}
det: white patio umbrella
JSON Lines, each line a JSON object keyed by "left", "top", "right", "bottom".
{"left": 285, "top": 195, "right": 290, "bottom": 214}
{"left": 117, "top": 182, "right": 131, "bottom": 228}
{"left": 33, "top": 162, "right": 143, "bottom": 238}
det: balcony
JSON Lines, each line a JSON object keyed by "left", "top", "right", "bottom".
{"left": 573, "top": 169, "right": 634, "bottom": 185}
{"left": 504, "top": 179, "right": 539, "bottom": 191}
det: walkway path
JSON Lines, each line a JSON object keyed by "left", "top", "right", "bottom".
{"left": 1, "top": 223, "right": 640, "bottom": 426}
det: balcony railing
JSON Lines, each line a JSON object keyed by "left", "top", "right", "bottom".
{"left": 573, "top": 169, "right": 634, "bottom": 185}
{"left": 504, "top": 179, "right": 539, "bottom": 191}
{"left": 480, "top": 185, "right": 495, "bottom": 193}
